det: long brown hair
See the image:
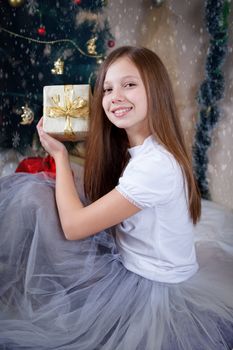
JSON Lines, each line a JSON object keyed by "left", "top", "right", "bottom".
{"left": 84, "top": 46, "right": 201, "bottom": 224}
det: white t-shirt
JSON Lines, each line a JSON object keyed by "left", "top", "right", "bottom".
{"left": 115, "top": 135, "right": 198, "bottom": 283}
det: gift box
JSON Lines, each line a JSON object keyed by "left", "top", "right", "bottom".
{"left": 43, "top": 84, "right": 90, "bottom": 141}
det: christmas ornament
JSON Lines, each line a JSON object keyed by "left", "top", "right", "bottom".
{"left": 20, "top": 104, "right": 34, "bottom": 125}
{"left": 8, "top": 0, "right": 25, "bottom": 7}
{"left": 51, "top": 58, "right": 64, "bottom": 75}
{"left": 26, "top": 0, "right": 39, "bottom": 15}
{"left": 87, "top": 36, "right": 98, "bottom": 55}
{"left": 37, "top": 25, "right": 46, "bottom": 36}
{"left": 107, "top": 39, "right": 115, "bottom": 48}
{"left": 74, "top": 0, "right": 82, "bottom": 4}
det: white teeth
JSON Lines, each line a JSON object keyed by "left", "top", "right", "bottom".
{"left": 114, "top": 108, "right": 131, "bottom": 116}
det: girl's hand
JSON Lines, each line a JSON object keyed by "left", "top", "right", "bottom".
{"left": 37, "top": 117, "right": 68, "bottom": 161}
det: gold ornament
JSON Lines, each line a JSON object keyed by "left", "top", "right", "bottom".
{"left": 46, "top": 85, "right": 89, "bottom": 135}
{"left": 8, "top": 0, "right": 25, "bottom": 7}
{"left": 20, "top": 104, "right": 34, "bottom": 125}
{"left": 51, "top": 58, "right": 64, "bottom": 75}
{"left": 87, "top": 36, "right": 98, "bottom": 55}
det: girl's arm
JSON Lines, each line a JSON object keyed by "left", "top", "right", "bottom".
{"left": 37, "top": 119, "right": 140, "bottom": 240}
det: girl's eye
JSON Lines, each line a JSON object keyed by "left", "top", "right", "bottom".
{"left": 124, "top": 83, "right": 136, "bottom": 88}
{"left": 103, "top": 88, "right": 112, "bottom": 94}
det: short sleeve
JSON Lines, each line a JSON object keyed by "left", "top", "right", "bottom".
{"left": 115, "top": 152, "right": 177, "bottom": 209}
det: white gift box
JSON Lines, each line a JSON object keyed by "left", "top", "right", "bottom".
{"left": 43, "top": 84, "right": 90, "bottom": 141}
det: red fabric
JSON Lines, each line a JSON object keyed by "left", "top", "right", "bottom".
{"left": 15, "top": 156, "right": 56, "bottom": 177}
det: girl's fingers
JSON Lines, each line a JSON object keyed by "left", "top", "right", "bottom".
{"left": 36, "top": 117, "right": 43, "bottom": 131}
{"left": 39, "top": 116, "right": 43, "bottom": 125}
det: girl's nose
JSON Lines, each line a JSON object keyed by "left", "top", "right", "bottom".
{"left": 112, "top": 97, "right": 124, "bottom": 104}
{"left": 111, "top": 92, "right": 125, "bottom": 104}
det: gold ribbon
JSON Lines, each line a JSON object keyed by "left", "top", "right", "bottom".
{"left": 46, "top": 85, "right": 89, "bottom": 135}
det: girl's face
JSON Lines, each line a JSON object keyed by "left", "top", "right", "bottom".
{"left": 102, "top": 57, "right": 149, "bottom": 140}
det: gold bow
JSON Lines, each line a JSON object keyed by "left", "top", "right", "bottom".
{"left": 46, "top": 85, "right": 89, "bottom": 135}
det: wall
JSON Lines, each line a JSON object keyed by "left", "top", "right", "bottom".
{"left": 106, "top": 0, "right": 233, "bottom": 211}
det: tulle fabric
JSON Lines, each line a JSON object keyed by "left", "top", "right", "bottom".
{"left": 0, "top": 172, "right": 233, "bottom": 349}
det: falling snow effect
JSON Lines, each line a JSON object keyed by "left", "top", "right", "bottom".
{"left": 0, "top": 0, "right": 233, "bottom": 210}
{"left": 0, "top": 0, "right": 113, "bottom": 153}
{"left": 105, "top": 0, "right": 233, "bottom": 210}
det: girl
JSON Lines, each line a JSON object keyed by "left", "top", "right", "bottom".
{"left": 0, "top": 46, "right": 233, "bottom": 349}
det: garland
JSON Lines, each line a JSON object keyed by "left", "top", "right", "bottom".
{"left": 193, "top": 0, "right": 230, "bottom": 199}
{"left": 0, "top": 27, "right": 104, "bottom": 59}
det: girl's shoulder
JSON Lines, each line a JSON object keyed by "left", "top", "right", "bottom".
{"left": 128, "top": 135, "right": 180, "bottom": 177}
{"left": 117, "top": 137, "right": 183, "bottom": 207}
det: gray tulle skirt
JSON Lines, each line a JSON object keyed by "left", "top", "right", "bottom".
{"left": 0, "top": 172, "right": 233, "bottom": 350}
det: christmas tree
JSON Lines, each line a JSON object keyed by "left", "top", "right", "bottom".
{"left": 0, "top": 0, "right": 114, "bottom": 154}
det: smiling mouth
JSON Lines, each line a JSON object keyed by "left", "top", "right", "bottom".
{"left": 112, "top": 107, "right": 132, "bottom": 117}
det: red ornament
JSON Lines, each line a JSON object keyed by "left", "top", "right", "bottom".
{"left": 74, "top": 0, "right": 81, "bottom": 4}
{"left": 37, "top": 25, "right": 46, "bottom": 36}
{"left": 108, "top": 39, "right": 115, "bottom": 48}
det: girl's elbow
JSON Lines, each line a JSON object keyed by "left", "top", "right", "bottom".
{"left": 63, "top": 229, "right": 83, "bottom": 241}
{"left": 62, "top": 222, "right": 80, "bottom": 240}
{"left": 63, "top": 230, "right": 77, "bottom": 241}
{"left": 62, "top": 222, "right": 90, "bottom": 241}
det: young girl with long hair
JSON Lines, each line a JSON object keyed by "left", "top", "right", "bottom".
{"left": 0, "top": 46, "right": 232, "bottom": 349}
